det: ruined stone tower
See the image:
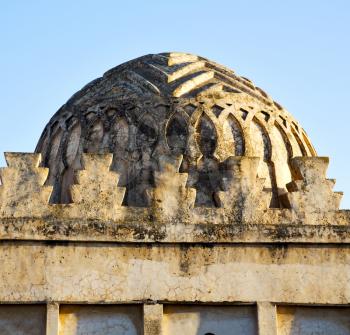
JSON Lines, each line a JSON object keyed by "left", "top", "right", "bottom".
{"left": 0, "top": 52, "right": 349, "bottom": 334}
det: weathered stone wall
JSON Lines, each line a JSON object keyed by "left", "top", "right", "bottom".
{"left": 1, "top": 52, "right": 348, "bottom": 334}
{"left": 0, "top": 242, "right": 349, "bottom": 334}
{"left": 0, "top": 152, "right": 349, "bottom": 334}
{"left": 0, "top": 243, "right": 349, "bottom": 305}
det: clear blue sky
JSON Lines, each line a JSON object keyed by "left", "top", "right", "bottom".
{"left": 1, "top": 1, "right": 350, "bottom": 207}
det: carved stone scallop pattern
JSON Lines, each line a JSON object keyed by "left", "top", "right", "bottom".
{"left": 35, "top": 52, "right": 316, "bottom": 208}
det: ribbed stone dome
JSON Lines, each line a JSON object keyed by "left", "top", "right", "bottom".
{"left": 36, "top": 52, "right": 316, "bottom": 207}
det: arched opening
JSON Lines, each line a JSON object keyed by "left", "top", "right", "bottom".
{"left": 166, "top": 115, "right": 188, "bottom": 155}
{"left": 61, "top": 121, "right": 82, "bottom": 203}
{"left": 47, "top": 123, "right": 64, "bottom": 204}
{"left": 110, "top": 117, "right": 129, "bottom": 190}
{"left": 194, "top": 114, "right": 220, "bottom": 207}
{"left": 291, "top": 127, "right": 307, "bottom": 156}
{"left": 223, "top": 114, "right": 245, "bottom": 156}
{"left": 197, "top": 114, "right": 217, "bottom": 158}
{"left": 136, "top": 115, "right": 158, "bottom": 152}
{"left": 124, "top": 115, "right": 158, "bottom": 207}
{"left": 250, "top": 117, "right": 279, "bottom": 207}
{"left": 270, "top": 122, "right": 293, "bottom": 198}
{"left": 302, "top": 131, "right": 317, "bottom": 156}
{"left": 111, "top": 117, "right": 129, "bottom": 153}
{"left": 85, "top": 119, "right": 104, "bottom": 153}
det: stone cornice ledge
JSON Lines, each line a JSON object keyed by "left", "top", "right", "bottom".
{"left": 1, "top": 209, "right": 350, "bottom": 244}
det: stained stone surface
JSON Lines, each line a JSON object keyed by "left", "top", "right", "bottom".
{"left": 0, "top": 52, "right": 348, "bottom": 335}
{"left": 35, "top": 52, "right": 316, "bottom": 207}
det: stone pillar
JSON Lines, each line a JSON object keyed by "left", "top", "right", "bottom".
{"left": 257, "top": 302, "right": 277, "bottom": 335}
{"left": 143, "top": 304, "right": 163, "bottom": 335}
{"left": 46, "top": 303, "right": 59, "bottom": 335}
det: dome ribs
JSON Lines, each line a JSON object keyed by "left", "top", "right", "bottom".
{"left": 182, "top": 82, "right": 222, "bottom": 99}
{"left": 59, "top": 52, "right": 286, "bottom": 110}
{"left": 204, "top": 60, "right": 275, "bottom": 105}
{"left": 133, "top": 63, "right": 171, "bottom": 95}
{"left": 213, "top": 71, "right": 273, "bottom": 105}
{"left": 121, "top": 70, "right": 161, "bottom": 95}
{"left": 64, "top": 52, "right": 281, "bottom": 103}
{"left": 167, "top": 61, "right": 207, "bottom": 83}
{"left": 148, "top": 53, "right": 169, "bottom": 65}
{"left": 173, "top": 71, "right": 215, "bottom": 97}
{"left": 166, "top": 52, "right": 199, "bottom": 65}
{"left": 140, "top": 62, "right": 169, "bottom": 82}
{"left": 164, "top": 56, "right": 244, "bottom": 98}
{"left": 197, "top": 83, "right": 224, "bottom": 96}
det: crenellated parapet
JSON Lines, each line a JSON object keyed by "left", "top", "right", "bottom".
{"left": 214, "top": 156, "right": 270, "bottom": 222}
{"left": 286, "top": 157, "right": 343, "bottom": 221}
{"left": 146, "top": 155, "right": 196, "bottom": 220}
{"left": 0, "top": 153, "right": 52, "bottom": 217}
{"left": 0, "top": 153, "right": 346, "bottom": 229}
{"left": 67, "top": 154, "right": 126, "bottom": 220}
